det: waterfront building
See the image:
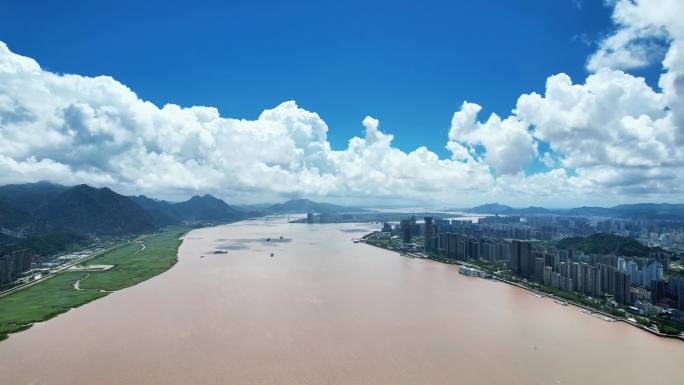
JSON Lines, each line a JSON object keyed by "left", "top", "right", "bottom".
{"left": 560, "top": 262, "right": 570, "bottom": 279}
{"left": 445, "top": 233, "right": 458, "bottom": 259}
{"left": 409, "top": 216, "right": 419, "bottom": 238}
{"left": 456, "top": 239, "right": 466, "bottom": 259}
{"left": 580, "top": 264, "right": 593, "bottom": 295}
{"left": 589, "top": 266, "right": 602, "bottom": 297}
{"left": 570, "top": 262, "right": 580, "bottom": 292}
{"left": 544, "top": 253, "right": 555, "bottom": 270}
{"left": 437, "top": 232, "right": 445, "bottom": 254}
{"left": 543, "top": 266, "right": 552, "bottom": 286}
{"left": 424, "top": 217, "right": 436, "bottom": 252}
{"left": 627, "top": 261, "right": 640, "bottom": 287}
{"left": 599, "top": 263, "right": 612, "bottom": 294}
{"left": 641, "top": 262, "right": 664, "bottom": 287}
{"left": 511, "top": 240, "right": 533, "bottom": 279}
{"left": 631, "top": 286, "right": 651, "bottom": 302}
{"left": 635, "top": 300, "right": 663, "bottom": 316}
{"left": 306, "top": 213, "right": 315, "bottom": 223}
{"left": 458, "top": 265, "right": 483, "bottom": 277}
{"left": 400, "top": 219, "right": 413, "bottom": 244}
{"left": 553, "top": 255, "right": 561, "bottom": 274}
{"left": 551, "top": 272, "right": 562, "bottom": 289}
{"left": 651, "top": 279, "right": 665, "bottom": 304}
{"left": 617, "top": 257, "right": 627, "bottom": 272}
{"left": 481, "top": 241, "right": 496, "bottom": 261}
{"left": 497, "top": 241, "right": 511, "bottom": 261}
{"left": 466, "top": 238, "right": 480, "bottom": 259}
{"left": 669, "top": 277, "right": 684, "bottom": 309}
{"left": 561, "top": 276, "right": 573, "bottom": 292}
{"left": 615, "top": 270, "right": 632, "bottom": 305}
{"left": 534, "top": 257, "right": 545, "bottom": 284}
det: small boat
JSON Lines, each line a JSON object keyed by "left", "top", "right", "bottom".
{"left": 270, "top": 253, "right": 274, "bottom": 257}
{"left": 266, "top": 238, "right": 271, "bottom": 241}
{"left": 200, "top": 255, "right": 205, "bottom": 259}
{"left": 279, "top": 236, "right": 283, "bottom": 240}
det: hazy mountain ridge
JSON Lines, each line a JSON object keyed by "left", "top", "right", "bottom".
{"left": 34, "top": 185, "right": 157, "bottom": 235}
{"left": 0, "top": 183, "right": 244, "bottom": 255}
{"left": 129, "top": 195, "right": 182, "bottom": 226}
{"left": 171, "top": 194, "right": 241, "bottom": 221}
{"left": 0, "top": 181, "right": 68, "bottom": 215}
{"left": 268, "top": 198, "right": 364, "bottom": 214}
{"left": 468, "top": 202, "right": 684, "bottom": 220}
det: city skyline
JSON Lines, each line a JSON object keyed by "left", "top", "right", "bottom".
{"left": 1, "top": 0, "right": 683, "bottom": 207}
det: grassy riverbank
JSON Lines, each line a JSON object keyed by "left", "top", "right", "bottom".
{"left": 0, "top": 226, "right": 190, "bottom": 341}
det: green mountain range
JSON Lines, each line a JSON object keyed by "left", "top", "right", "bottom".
{"left": 0, "top": 182, "right": 243, "bottom": 256}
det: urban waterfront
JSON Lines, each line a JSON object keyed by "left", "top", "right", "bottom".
{"left": 0, "top": 217, "right": 683, "bottom": 385}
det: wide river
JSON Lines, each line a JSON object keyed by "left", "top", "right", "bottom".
{"left": 1, "top": 217, "right": 683, "bottom": 384}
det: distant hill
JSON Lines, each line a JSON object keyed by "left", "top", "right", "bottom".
{"left": 132, "top": 194, "right": 244, "bottom": 223}
{"left": 467, "top": 203, "right": 551, "bottom": 215}
{"left": 35, "top": 185, "right": 156, "bottom": 235}
{"left": 557, "top": 233, "right": 651, "bottom": 257}
{"left": 171, "top": 194, "right": 241, "bottom": 221}
{"left": 268, "top": 199, "right": 363, "bottom": 214}
{"left": 0, "top": 183, "right": 243, "bottom": 235}
{"left": 468, "top": 203, "right": 515, "bottom": 214}
{"left": 604, "top": 203, "right": 684, "bottom": 221}
{"left": 233, "top": 203, "right": 273, "bottom": 211}
{"left": 468, "top": 202, "right": 684, "bottom": 220}
{"left": 564, "top": 206, "right": 612, "bottom": 217}
{"left": 0, "top": 183, "right": 245, "bottom": 256}
{"left": 0, "top": 200, "right": 32, "bottom": 230}
{"left": 130, "top": 195, "right": 180, "bottom": 226}
{"left": 522, "top": 206, "right": 552, "bottom": 214}
{"left": 0, "top": 181, "right": 67, "bottom": 215}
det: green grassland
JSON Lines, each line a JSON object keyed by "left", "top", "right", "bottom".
{"left": 0, "top": 226, "right": 189, "bottom": 341}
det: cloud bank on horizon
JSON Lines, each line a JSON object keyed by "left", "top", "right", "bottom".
{"left": 0, "top": 0, "right": 683, "bottom": 206}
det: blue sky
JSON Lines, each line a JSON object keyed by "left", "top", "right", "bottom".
{"left": 0, "top": 0, "right": 680, "bottom": 206}
{"left": 1, "top": 0, "right": 632, "bottom": 158}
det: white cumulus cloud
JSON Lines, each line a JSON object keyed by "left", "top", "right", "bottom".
{"left": 0, "top": 41, "right": 496, "bottom": 204}
{"left": 1, "top": 0, "right": 684, "bottom": 206}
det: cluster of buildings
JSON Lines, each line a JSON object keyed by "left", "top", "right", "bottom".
{"left": 0, "top": 249, "right": 39, "bottom": 286}
{"left": 595, "top": 218, "right": 684, "bottom": 252}
{"left": 508, "top": 240, "right": 682, "bottom": 313}
{"left": 510, "top": 240, "right": 634, "bottom": 305}
{"left": 398, "top": 216, "right": 512, "bottom": 261}
{"left": 384, "top": 215, "right": 684, "bottom": 315}
{"left": 473, "top": 214, "right": 684, "bottom": 252}
{"left": 436, "top": 232, "right": 511, "bottom": 261}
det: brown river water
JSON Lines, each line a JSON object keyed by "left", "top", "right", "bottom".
{"left": 0, "top": 217, "right": 682, "bottom": 385}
